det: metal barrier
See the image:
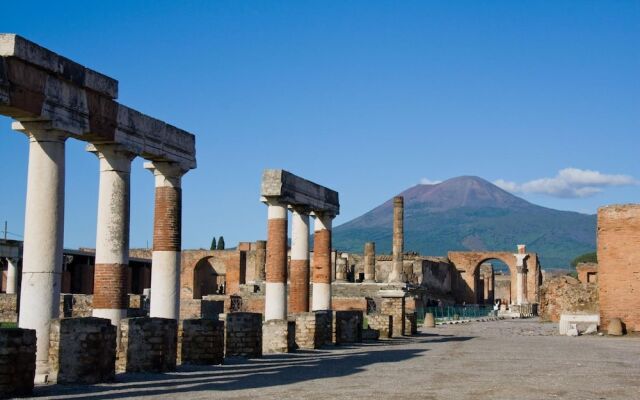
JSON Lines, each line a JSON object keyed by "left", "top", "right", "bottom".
{"left": 416, "top": 305, "right": 495, "bottom": 324}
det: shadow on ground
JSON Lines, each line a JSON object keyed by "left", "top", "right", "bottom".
{"left": 31, "top": 333, "right": 475, "bottom": 399}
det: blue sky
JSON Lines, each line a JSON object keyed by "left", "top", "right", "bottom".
{"left": 0, "top": 1, "right": 638, "bottom": 249}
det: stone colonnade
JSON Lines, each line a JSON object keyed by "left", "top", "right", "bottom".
{"left": 260, "top": 169, "right": 340, "bottom": 322}
{"left": 0, "top": 34, "right": 197, "bottom": 376}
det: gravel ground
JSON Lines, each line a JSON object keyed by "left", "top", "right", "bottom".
{"left": 28, "top": 318, "right": 640, "bottom": 400}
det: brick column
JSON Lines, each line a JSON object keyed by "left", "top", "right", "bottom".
{"left": 390, "top": 196, "right": 406, "bottom": 283}
{"left": 289, "top": 207, "right": 310, "bottom": 313}
{"left": 13, "top": 122, "right": 67, "bottom": 376}
{"left": 5, "top": 258, "right": 18, "bottom": 294}
{"left": 264, "top": 198, "right": 288, "bottom": 321}
{"left": 364, "top": 242, "right": 376, "bottom": 283}
{"left": 89, "top": 144, "right": 135, "bottom": 326}
{"left": 254, "top": 240, "right": 267, "bottom": 283}
{"left": 145, "top": 162, "right": 186, "bottom": 319}
{"left": 312, "top": 212, "right": 333, "bottom": 311}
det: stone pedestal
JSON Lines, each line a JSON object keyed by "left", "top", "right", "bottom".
{"left": 49, "top": 317, "right": 116, "bottom": 384}
{"left": 423, "top": 312, "right": 436, "bottom": 328}
{"left": 333, "top": 310, "right": 363, "bottom": 344}
{"left": 380, "top": 290, "right": 406, "bottom": 337}
{"left": 294, "top": 311, "right": 333, "bottom": 349}
{"left": 262, "top": 319, "right": 296, "bottom": 354}
{"left": 225, "top": 313, "right": 262, "bottom": 357}
{"left": 117, "top": 317, "right": 177, "bottom": 373}
{"left": 178, "top": 319, "right": 224, "bottom": 365}
{"left": 0, "top": 328, "right": 36, "bottom": 398}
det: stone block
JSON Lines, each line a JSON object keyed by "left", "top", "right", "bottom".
{"left": 294, "top": 311, "right": 333, "bottom": 349}
{"left": 607, "top": 318, "right": 624, "bottom": 336}
{"left": 49, "top": 317, "right": 116, "bottom": 384}
{"left": 225, "top": 313, "right": 262, "bottom": 357}
{"left": 380, "top": 295, "right": 405, "bottom": 337}
{"left": 0, "top": 328, "right": 35, "bottom": 397}
{"left": 423, "top": 312, "right": 436, "bottom": 328}
{"left": 404, "top": 312, "right": 417, "bottom": 335}
{"left": 0, "top": 294, "right": 17, "bottom": 323}
{"left": 559, "top": 314, "right": 600, "bottom": 335}
{"left": 262, "top": 320, "right": 295, "bottom": 354}
{"left": 178, "top": 319, "right": 224, "bottom": 365}
{"left": 333, "top": 310, "right": 363, "bottom": 344}
{"left": 117, "top": 317, "right": 177, "bottom": 373}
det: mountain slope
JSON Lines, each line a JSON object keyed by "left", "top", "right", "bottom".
{"left": 332, "top": 176, "right": 596, "bottom": 268}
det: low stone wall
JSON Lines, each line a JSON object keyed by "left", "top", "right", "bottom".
{"left": 294, "top": 311, "right": 333, "bottom": 349}
{"left": 380, "top": 296, "right": 405, "bottom": 337}
{"left": 60, "top": 294, "right": 93, "bottom": 318}
{"left": 49, "top": 317, "right": 116, "bottom": 384}
{"left": 117, "top": 317, "right": 177, "bottom": 373}
{"left": 0, "top": 328, "right": 36, "bottom": 397}
{"left": 0, "top": 294, "right": 17, "bottom": 323}
{"left": 180, "top": 298, "right": 226, "bottom": 320}
{"left": 539, "top": 276, "right": 598, "bottom": 322}
{"left": 367, "top": 313, "right": 392, "bottom": 339}
{"left": 262, "top": 320, "right": 296, "bottom": 354}
{"left": 225, "top": 313, "right": 262, "bottom": 357}
{"left": 404, "top": 312, "right": 417, "bottom": 335}
{"left": 333, "top": 310, "right": 363, "bottom": 344}
{"left": 178, "top": 319, "right": 224, "bottom": 365}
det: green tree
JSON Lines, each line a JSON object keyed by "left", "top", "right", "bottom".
{"left": 210, "top": 236, "right": 217, "bottom": 250}
{"left": 217, "top": 236, "right": 225, "bottom": 250}
{"left": 570, "top": 251, "right": 597, "bottom": 268}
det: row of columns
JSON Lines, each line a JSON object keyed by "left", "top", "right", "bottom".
{"left": 13, "top": 123, "right": 188, "bottom": 374}
{"left": 263, "top": 198, "right": 335, "bottom": 321}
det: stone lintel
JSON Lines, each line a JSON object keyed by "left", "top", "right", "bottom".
{"left": 0, "top": 33, "right": 118, "bottom": 98}
{"left": 261, "top": 169, "right": 339, "bottom": 215}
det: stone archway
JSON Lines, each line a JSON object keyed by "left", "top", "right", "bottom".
{"left": 193, "top": 257, "right": 226, "bottom": 299}
{"left": 448, "top": 250, "right": 541, "bottom": 305}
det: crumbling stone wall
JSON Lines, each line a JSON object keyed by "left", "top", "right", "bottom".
{"left": 178, "top": 319, "right": 224, "bottom": 365}
{"left": 539, "top": 276, "right": 598, "bottom": 322}
{"left": 117, "top": 317, "right": 177, "bottom": 373}
{"left": 49, "top": 317, "right": 116, "bottom": 384}
{"left": 0, "top": 328, "right": 35, "bottom": 398}
{"left": 225, "top": 313, "right": 262, "bottom": 357}
{"left": 367, "top": 314, "right": 392, "bottom": 339}
{"left": 0, "top": 294, "right": 17, "bottom": 323}
{"left": 598, "top": 205, "right": 640, "bottom": 331}
{"left": 576, "top": 262, "right": 598, "bottom": 284}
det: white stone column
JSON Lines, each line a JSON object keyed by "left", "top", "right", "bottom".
{"left": 14, "top": 122, "right": 67, "bottom": 375}
{"left": 289, "top": 207, "right": 310, "bottom": 313}
{"left": 514, "top": 250, "right": 529, "bottom": 306}
{"left": 264, "top": 198, "right": 288, "bottom": 321}
{"left": 5, "top": 257, "right": 19, "bottom": 294}
{"left": 145, "top": 161, "right": 186, "bottom": 320}
{"left": 312, "top": 212, "right": 333, "bottom": 311}
{"left": 89, "top": 144, "right": 135, "bottom": 325}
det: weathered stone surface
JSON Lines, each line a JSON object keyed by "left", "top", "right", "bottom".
{"left": 333, "top": 310, "right": 363, "bottom": 344}
{"left": 260, "top": 169, "right": 339, "bottom": 214}
{"left": 225, "top": 313, "right": 262, "bottom": 358}
{"left": 607, "top": 318, "right": 624, "bottom": 336}
{"left": 423, "top": 312, "right": 436, "bottom": 328}
{"left": 49, "top": 317, "right": 116, "bottom": 384}
{"left": 598, "top": 205, "right": 640, "bottom": 332}
{"left": 117, "top": 317, "right": 177, "bottom": 373}
{"left": 559, "top": 314, "right": 599, "bottom": 336}
{"left": 367, "top": 314, "right": 392, "bottom": 339}
{"left": 380, "top": 293, "right": 405, "bottom": 337}
{"left": 0, "top": 328, "right": 36, "bottom": 397}
{"left": 0, "top": 293, "right": 17, "bottom": 322}
{"left": 262, "top": 320, "right": 295, "bottom": 354}
{"left": 539, "top": 275, "right": 598, "bottom": 322}
{"left": 404, "top": 312, "right": 418, "bottom": 335}
{"left": 294, "top": 311, "right": 332, "bottom": 349}
{"left": 178, "top": 319, "right": 224, "bottom": 365}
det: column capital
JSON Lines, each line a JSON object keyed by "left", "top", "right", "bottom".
{"left": 144, "top": 161, "right": 187, "bottom": 188}
{"left": 514, "top": 253, "right": 529, "bottom": 267}
{"left": 12, "top": 121, "right": 68, "bottom": 142}
{"left": 87, "top": 144, "right": 136, "bottom": 172}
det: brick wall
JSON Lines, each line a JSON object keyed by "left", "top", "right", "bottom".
{"left": 178, "top": 319, "right": 224, "bottom": 365}
{"left": 49, "top": 317, "right": 116, "bottom": 384}
{"left": 117, "top": 317, "right": 177, "bottom": 373}
{"left": 598, "top": 205, "right": 640, "bottom": 332}
{"left": 539, "top": 276, "right": 598, "bottom": 322}
{"left": 0, "top": 328, "right": 36, "bottom": 398}
{"left": 332, "top": 297, "right": 367, "bottom": 312}
{"left": 576, "top": 262, "right": 598, "bottom": 284}
{"left": 225, "top": 313, "right": 262, "bottom": 357}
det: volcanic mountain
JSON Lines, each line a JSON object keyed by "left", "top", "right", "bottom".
{"left": 332, "top": 176, "right": 596, "bottom": 268}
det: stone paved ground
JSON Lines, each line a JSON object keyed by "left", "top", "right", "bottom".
{"left": 29, "top": 319, "right": 640, "bottom": 400}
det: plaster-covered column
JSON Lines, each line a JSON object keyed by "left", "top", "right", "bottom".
{"left": 312, "top": 212, "right": 333, "bottom": 311}
{"left": 514, "top": 245, "right": 529, "bottom": 306}
{"left": 89, "top": 144, "right": 135, "bottom": 325}
{"left": 364, "top": 242, "right": 376, "bottom": 282}
{"left": 14, "top": 122, "right": 67, "bottom": 375}
{"left": 145, "top": 162, "right": 185, "bottom": 319}
{"left": 6, "top": 258, "right": 19, "bottom": 294}
{"left": 389, "top": 196, "right": 406, "bottom": 283}
{"left": 264, "top": 198, "right": 288, "bottom": 320}
{"left": 289, "top": 207, "right": 310, "bottom": 313}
